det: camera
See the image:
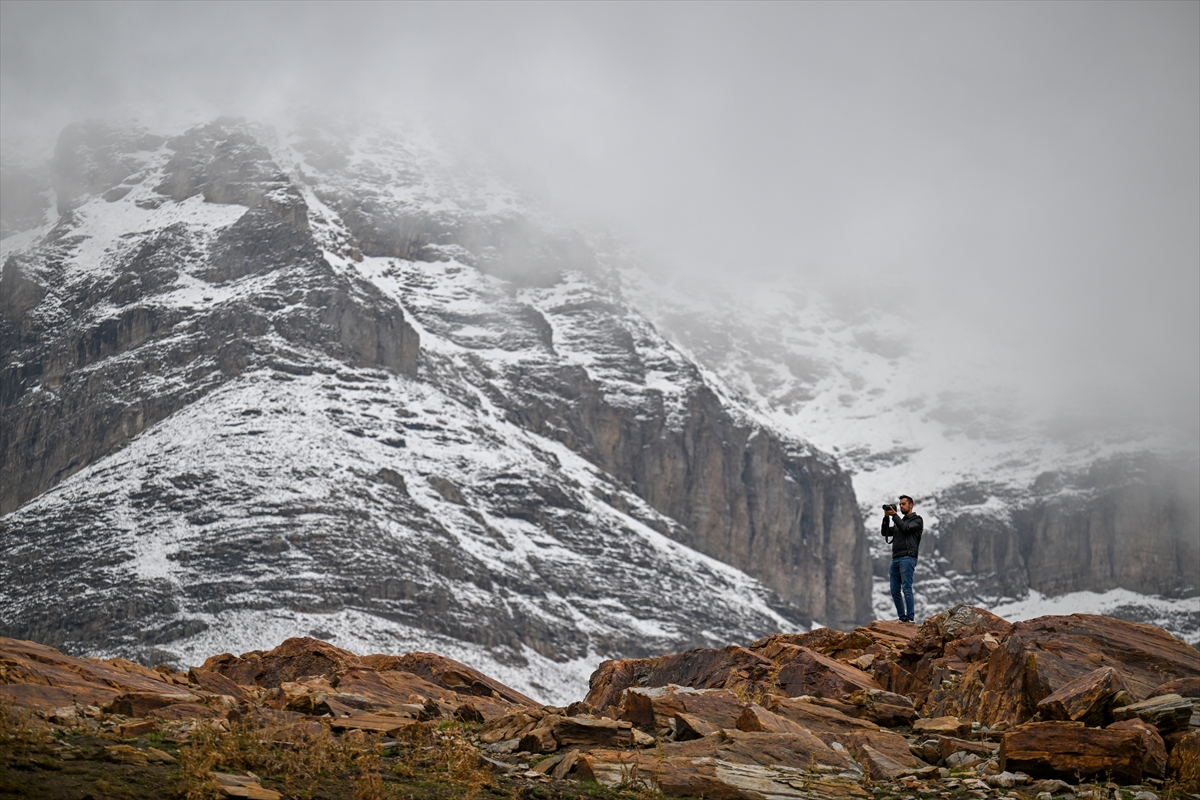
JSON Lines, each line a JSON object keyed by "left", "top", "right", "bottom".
{"left": 882, "top": 503, "right": 896, "bottom": 512}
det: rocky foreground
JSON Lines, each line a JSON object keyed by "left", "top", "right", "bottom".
{"left": 2, "top": 605, "right": 1199, "bottom": 799}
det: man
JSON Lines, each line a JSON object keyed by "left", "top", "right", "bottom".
{"left": 882, "top": 494, "right": 922, "bottom": 623}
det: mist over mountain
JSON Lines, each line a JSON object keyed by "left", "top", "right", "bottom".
{"left": 1, "top": 3, "right": 1197, "bottom": 699}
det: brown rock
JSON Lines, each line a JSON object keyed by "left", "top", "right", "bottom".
{"left": 1035, "top": 666, "right": 1131, "bottom": 727}
{"left": 764, "top": 695, "right": 879, "bottom": 742}
{"left": 584, "top": 727, "right": 856, "bottom": 771}
{"left": 116, "top": 719, "right": 158, "bottom": 737}
{"left": 549, "top": 715, "right": 633, "bottom": 748}
{"left": 477, "top": 710, "right": 542, "bottom": 744}
{"left": 736, "top": 704, "right": 811, "bottom": 735}
{"left": 204, "top": 638, "right": 362, "bottom": 688}
{"left": 651, "top": 645, "right": 776, "bottom": 690}
{"left": 518, "top": 725, "right": 558, "bottom": 754}
{"left": 751, "top": 628, "right": 843, "bottom": 658}
{"left": 1108, "top": 718, "right": 1167, "bottom": 778}
{"left": 0, "top": 636, "right": 180, "bottom": 710}
{"left": 857, "top": 744, "right": 915, "bottom": 780}
{"left": 938, "top": 736, "right": 996, "bottom": 763}
{"left": 1113, "top": 693, "right": 1195, "bottom": 733}
{"left": 776, "top": 647, "right": 881, "bottom": 698}
{"left": 530, "top": 753, "right": 562, "bottom": 774}
{"left": 328, "top": 714, "right": 415, "bottom": 736}
{"left": 583, "top": 656, "right": 666, "bottom": 710}
{"left": 1150, "top": 676, "right": 1200, "bottom": 698}
{"left": 863, "top": 620, "right": 920, "bottom": 648}
{"left": 149, "top": 702, "right": 218, "bottom": 720}
{"left": 976, "top": 615, "right": 1200, "bottom": 726}
{"left": 579, "top": 751, "right": 866, "bottom": 799}
{"left": 838, "top": 729, "right": 926, "bottom": 774}
{"left": 912, "top": 716, "right": 970, "bottom": 737}
{"left": 1167, "top": 729, "right": 1200, "bottom": 792}
{"left": 674, "top": 712, "right": 721, "bottom": 740}
{"left": 841, "top": 688, "right": 918, "bottom": 727}
{"left": 549, "top": 748, "right": 578, "bottom": 777}
{"left": 105, "top": 691, "right": 201, "bottom": 717}
{"left": 619, "top": 685, "right": 745, "bottom": 730}
{"left": 189, "top": 667, "right": 252, "bottom": 704}
{"left": 368, "top": 652, "right": 538, "bottom": 707}
{"left": 999, "top": 720, "right": 1146, "bottom": 783}
{"left": 906, "top": 605, "right": 1012, "bottom": 656}
{"left": 210, "top": 772, "right": 282, "bottom": 800}
{"left": 584, "top": 646, "right": 775, "bottom": 709}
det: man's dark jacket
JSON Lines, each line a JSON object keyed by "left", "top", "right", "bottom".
{"left": 882, "top": 512, "right": 923, "bottom": 559}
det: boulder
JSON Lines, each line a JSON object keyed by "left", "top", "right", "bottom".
{"left": 104, "top": 691, "right": 202, "bottom": 717}
{"left": 837, "top": 729, "right": 927, "bottom": 777}
{"left": 518, "top": 724, "right": 559, "bottom": 754}
{"left": 1150, "top": 676, "right": 1200, "bottom": 698}
{"left": 1035, "top": 666, "right": 1132, "bottom": 727}
{"left": 736, "top": 704, "right": 811, "bottom": 735}
{"left": 578, "top": 728, "right": 860, "bottom": 786}
{"left": 478, "top": 710, "right": 545, "bottom": 744}
{"left": 1000, "top": 720, "right": 1148, "bottom": 783}
{"left": 1167, "top": 729, "right": 1200, "bottom": 792}
{"left": 675, "top": 712, "right": 722, "bottom": 740}
{"left": 578, "top": 752, "right": 867, "bottom": 799}
{"left": 188, "top": 667, "right": 252, "bottom": 704}
{"left": 362, "top": 652, "right": 538, "bottom": 707}
{"left": 618, "top": 685, "right": 745, "bottom": 730}
{"left": 1108, "top": 718, "right": 1167, "bottom": 779}
{"left": 912, "top": 716, "right": 970, "bottom": 737}
{"left": 203, "top": 638, "right": 362, "bottom": 688}
{"left": 1113, "top": 693, "right": 1195, "bottom": 734}
{"left": 938, "top": 736, "right": 997, "bottom": 764}
{"left": 0, "top": 636, "right": 176, "bottom": 710}
{"left": 977, "top": 615, "right": 1200, "bottom": 726}
{"left": 764, "top": 696, "right": 879, "bottom": 742}
{"left": 776, "top": 647, "right": 881, "bottom": 698}
{"left": 841, "top": 688, "right": 918, "bottom": 727}
{"left": 548, "top": 715, "right": 633, "bottom": 749}
{"left": 584, "top": 656, "right": 667, "bottom": 710}
{"left": 856, "top": 745, "right": 916, "bottom": 780}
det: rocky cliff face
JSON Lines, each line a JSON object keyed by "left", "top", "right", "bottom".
{"left": 934, "top": 453, "right": 1199, "bottom": 602}
{"left": 0, "top": 116, "right": 869, "bottom": 702}
{"left": 623, "top": 276, "right": 1200, "bottom": 642}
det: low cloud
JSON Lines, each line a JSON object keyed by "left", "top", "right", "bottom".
{"left": 3, "top": 1, "right": 1196, "bottom": 435}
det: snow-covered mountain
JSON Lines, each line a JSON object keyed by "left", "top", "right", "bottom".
{"left": 2, "top": 114, "right": 1193, "bottom": 713}
{"left": 622, "top": 272, "right": 1200, "bottom": 642}
{"left": 0, "top": 117, "right": 870, "bottom": 704}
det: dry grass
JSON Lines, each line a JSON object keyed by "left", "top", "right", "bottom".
{"left": 174, "top": 717, "right": 498, "bottom": 800}
{"left": 176, "top": 718, "right": 389, "bottom": 799}
{"left": 0, "top": 696, "right": 46, "bottom": 751}
{"left": 387, "top": 722, "right": 491, "bottom": 799}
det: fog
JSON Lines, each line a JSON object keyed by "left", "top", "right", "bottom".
{"left": 3, "top": 1, "right": 1197, "bottom": 437}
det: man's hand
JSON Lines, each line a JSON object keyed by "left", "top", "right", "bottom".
{"left": 885, "top": 508, "right": 895, "bottom": 517}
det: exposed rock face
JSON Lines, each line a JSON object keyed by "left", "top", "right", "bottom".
{"left": 1, "top": 119, "right": 419, "bottom": 516}
{"left": 937, "top": 453, "right": 1200, "bottom": 601}
{"left": 0, "top": 117, "right": 870, "bottom": 693}
{"left": 975, "top": 614, "right": 1200, "bottom": 726}
{"left": 999, "top": 721, "right": 1148, "bottom": 783}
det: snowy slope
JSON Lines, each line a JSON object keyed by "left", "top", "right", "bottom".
{"left": 1, "top": 117, "right": 870, "bottom": 704}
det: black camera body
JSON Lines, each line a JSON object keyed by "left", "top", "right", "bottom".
{"left": 882, "top": 503, "right": 896, "bottom": 512}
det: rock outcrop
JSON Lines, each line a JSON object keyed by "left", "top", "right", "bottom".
{"left": 4, "top": 606, "right": 1198, "bottom": 799}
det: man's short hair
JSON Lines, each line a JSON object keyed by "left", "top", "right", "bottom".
{"left": 898, "top": 494, "right": 914, "bottom": 505}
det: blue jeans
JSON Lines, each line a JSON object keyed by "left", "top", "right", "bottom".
{"left": 890, "top": 556, "right": 917, "bottom": 621}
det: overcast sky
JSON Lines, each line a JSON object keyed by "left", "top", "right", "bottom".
{"left": 2, "top": 1, "right": 1197, "bottom": 436}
